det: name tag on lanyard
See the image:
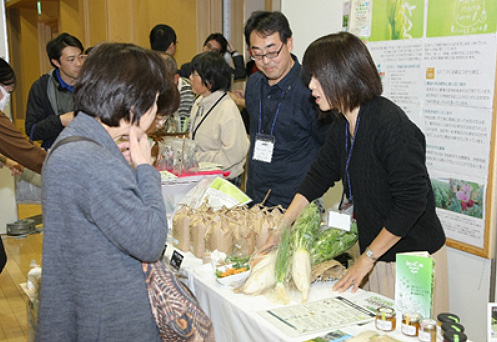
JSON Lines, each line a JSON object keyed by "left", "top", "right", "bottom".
{"left": 253, "top": 134, "right": 275, "bottom": 163}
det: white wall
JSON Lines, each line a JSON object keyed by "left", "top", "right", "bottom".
{"left": 447, "top": 247, "right": 490, "bottom": 342}
{"left": 281, "top": 0, "right": 343, "bottom": 61}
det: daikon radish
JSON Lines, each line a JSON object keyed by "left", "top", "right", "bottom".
{"left": 290, "top": 202, "right": 321, "bottom": 303}
{"left": 240, "top": 250, "right": 277, "bottom": 295}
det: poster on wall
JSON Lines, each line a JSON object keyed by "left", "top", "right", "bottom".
{"left": 348, "top": 0, "right": 373, "bottom": 38}
{"left": 363, "top": 0, "right": 497, "bottom": 254}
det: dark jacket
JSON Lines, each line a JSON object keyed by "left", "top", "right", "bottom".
{"left": 298, "top": 96, "right": 446, "bottom": 261}
{"left": 25, "top": 70, "right": 75, "bottom": 149}
{"left": 245, "top": 57, "right": 332, "bottom": 208}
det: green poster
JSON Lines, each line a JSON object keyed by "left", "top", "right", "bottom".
{"left": 427, "top": 0, "right": 497, "bottom": 37}
{"left": 370, "top": 0, "right": 425, "bottom": 41}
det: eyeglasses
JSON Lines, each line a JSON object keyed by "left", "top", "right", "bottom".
{"left": 250, "top": 44, "right": 285, "bottom": 61}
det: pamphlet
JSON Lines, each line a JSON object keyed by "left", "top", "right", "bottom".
{"left": 395, "top": 251, "right": 434, "bottom": 319}
{"left": 258, "top": 296, "right": 375, "bottom": 337}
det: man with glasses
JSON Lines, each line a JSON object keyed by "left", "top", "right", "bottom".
{"left": 25, "top": 33, "right": 85, "bottom": 149}
{"left": 244, "top": 11, "right": 332, "bottom": 208}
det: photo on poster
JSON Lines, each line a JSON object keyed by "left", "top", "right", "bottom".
{"left": 431, "top": 177, "right": 483, "bottom": 219}
{"left": 427, "top": 0, "right": 497, "bottom": 37}
{"left": 488, "top": 303, "right": 497, "bottom": 342}
{"left": 369, "top": 0, "right": 424, "bottom": 41}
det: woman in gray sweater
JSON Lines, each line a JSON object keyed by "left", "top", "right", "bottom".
{"left": 36, "top": 43, "right": 178, "bottom": 341}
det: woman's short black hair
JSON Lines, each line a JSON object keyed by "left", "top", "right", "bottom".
{"left": 0, "top": 58, "right": 16, "bottom": 88}
{"left": 203, "top": 33, "right": 228, "bottom": 55}
{"left": 303, "top": 31, "right": 382, "bottom": 113}
{"left": 74, "top": 43, "right": 179, "bottom": 126}
{"left": 191, "top": 52, "right": 231, "bottom": 93}
{"left": 244, "top": 11, "right": 292, "bottom": 46}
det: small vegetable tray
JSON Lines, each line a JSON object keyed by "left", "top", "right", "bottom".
{"left": 215, "top": 264, "right": 251, "bottom": 286}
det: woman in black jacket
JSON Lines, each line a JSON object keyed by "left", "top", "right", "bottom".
{"left": 282, "top": 31, "right": 448, "bottom": 316}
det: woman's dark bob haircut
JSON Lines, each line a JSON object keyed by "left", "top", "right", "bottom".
{"left": 303, "top": 31, "right": 382, "bottom": 114}
{"left": 74, "top": 43, "right": 178, "bottom": 126}
{"left": 191, "top": 51, "right": 231, "bottom": 93}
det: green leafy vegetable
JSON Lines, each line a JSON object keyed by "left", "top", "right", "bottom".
{"left": 310, "top": 223, "right": 358, "bottom": 265}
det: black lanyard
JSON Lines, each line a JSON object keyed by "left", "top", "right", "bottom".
{"left": 340, "top": 116, "right": 361, "bottom": 208}
{"left": 191, "top": 92, "right": 227, "bottom": 140}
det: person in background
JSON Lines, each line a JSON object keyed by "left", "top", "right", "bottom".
{"left": 149, "top": 24, "right": 177, "bottom": 56}
{"left": 189, "top": 52, "right": 249, "bottom": 187}
{"left": 25, "top": 33, "right": 85, "bottom": 149}
{"left": 159, "top": 54, "right": 196, "bottom": 133}
{"left": 36, "top": 43, "right": 178, "bottom": 341}
{"left": 282, "top": 32, "right": 448, "bottom": 315}
{"left": 0, "top": 58, "right": 46, "bottom": 174}
{"left": 180, "top": 33, "right": 246, "bottom": 81}
{"left": 243, "top": 11, "right": 332, "bottom": 208}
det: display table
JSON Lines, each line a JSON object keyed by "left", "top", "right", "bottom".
{"left": 164, "top": 246, "right": 426, "bottom": 342}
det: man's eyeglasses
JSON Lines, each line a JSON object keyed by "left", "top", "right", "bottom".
{"left": 250, "top": 43, "right": 285, "bottom": 61}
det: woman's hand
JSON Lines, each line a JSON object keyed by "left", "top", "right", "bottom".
{"left": 332, "top": 254, "right": 375, "bottom": 293}
{"left": 128, "top": 125, "right": 151, "bottom": 166}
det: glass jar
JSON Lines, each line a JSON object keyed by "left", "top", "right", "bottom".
{"left": 441, "top": 322, "right": 465, "bottom": 335}
{"left": 437, "top": 313, "right": 460, "bottom": 342}
{"left": 375, "top": 306, "right": 396, "bottom": 332}
{"left": 418, "top": 318, "right": 437, "bottom": 342}
{"left": 443, "top": 330, "right": 467, "bottom": 342}
{"left": 401, "top": 312, "right": 421, "bottom": 336}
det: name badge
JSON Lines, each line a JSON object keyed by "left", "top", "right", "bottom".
{"left": 253, "top": 134, "right": 275, "bottom": 163}
{"left": 327, "top": 205, "right": 354, "bottom": 232}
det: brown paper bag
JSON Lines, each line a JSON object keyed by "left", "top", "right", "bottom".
{"left": 172, "top": 206, "right": 191, "bottom": 252}
{"left": 209, "top": 221, "right": 233, "bottom": 255}
{"left": 190, "top": 217, "right": 208, "bottom": 258}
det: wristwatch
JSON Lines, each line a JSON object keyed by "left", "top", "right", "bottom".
{"left": 365, "top": 247, "right": 378, "bottom": 261}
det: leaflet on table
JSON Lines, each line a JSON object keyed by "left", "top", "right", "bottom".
{"left": 258, "top": 296, "right": 375, "bottom": 337}
{"left": 178, "top": 177, "right": 251, "bottom": 209}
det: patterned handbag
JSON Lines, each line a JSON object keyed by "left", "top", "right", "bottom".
{"left": 142, "top": 260, "right": 215, "bottom": 342}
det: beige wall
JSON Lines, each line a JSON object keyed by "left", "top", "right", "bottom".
{"left": 5, "top": 0, "right": 214, "bottom": 133}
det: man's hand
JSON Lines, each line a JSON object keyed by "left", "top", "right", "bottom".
{"left": 60, "top": 111, "right": 74, "bottom": 126}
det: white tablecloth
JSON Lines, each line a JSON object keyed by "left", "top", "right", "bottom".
{"left": 165, "top": 247, "right": 426, "bottom": 342}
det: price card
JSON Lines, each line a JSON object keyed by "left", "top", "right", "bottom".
{"left": 170, "top": 250, "right": 184, "bottom": 270}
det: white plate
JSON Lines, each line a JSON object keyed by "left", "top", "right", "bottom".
{"left": 215, "top": 264, "right": 251, "bottom": 286}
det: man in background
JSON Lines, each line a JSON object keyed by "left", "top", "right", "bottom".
{"left": 150, "top": 24, "right": 177, "bottom": 56}
{"left": 243, "top": 11, "right": 332, "bottom": 208}
{"left": 25, "top": 33, "right": 85, "bottom": 149}
{"left": 179, "top": 33, "right": 246, "bottom": 81}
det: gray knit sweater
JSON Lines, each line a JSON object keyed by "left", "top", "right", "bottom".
{"left": 36, "top": 113, "right": 166, "bottom": 341}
